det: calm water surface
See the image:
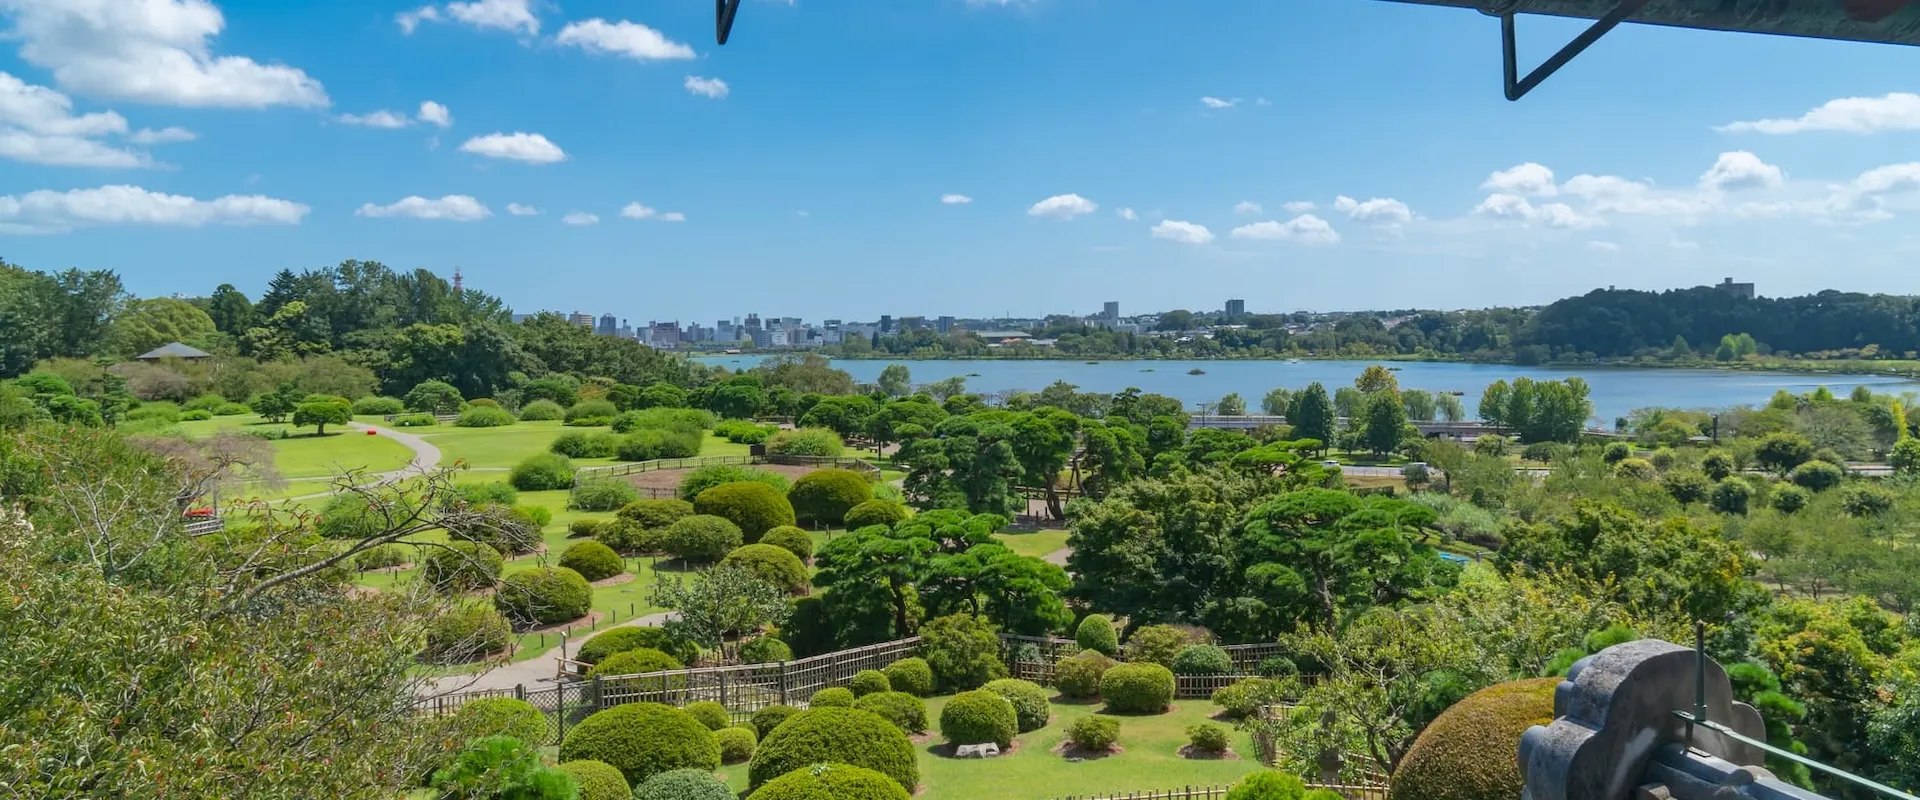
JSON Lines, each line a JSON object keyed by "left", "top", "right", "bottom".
{"left": 694, "top": 357, "right": 1920, "bottom": 424}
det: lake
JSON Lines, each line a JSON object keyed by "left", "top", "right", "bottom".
{"left": 693, "top": 356, "right": 1920, "bottom": 424}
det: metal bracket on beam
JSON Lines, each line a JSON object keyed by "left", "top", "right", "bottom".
{"left": 1500, "top": 0, "right": 1649, "bottom": 100}
{"left": 716, "top": 0, "right": 742, "bottom": 45}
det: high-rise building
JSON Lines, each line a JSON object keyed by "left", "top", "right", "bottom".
{"left": 648, "top": 321, "right": 682, "bottom": 347}
{"left": 1102, "top": 301, "right": 1120, "bottom": 321}
{"left": 1225, "top": 299, "right": 1246, "bottom": 317}
{"left": 936, "top": 315, "right": 955, "bottom": 333}
{"left": 1715, "top": 277, "right": 1756, "bottom": 300}
{"left": 879, "top": 314, "right": 894, "bottom": 333}
{"left": 567, "top": 312, "right": 594, "bottom": 328}
{"left": 596, "top": 313, "right": 617, "bottom": 336}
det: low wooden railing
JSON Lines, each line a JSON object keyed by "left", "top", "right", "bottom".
{"left": 572, "top": 453, "right": 882, "bottom": 486}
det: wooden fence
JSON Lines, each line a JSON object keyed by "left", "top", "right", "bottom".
{"left": 1003, "top": 634, "right": 1293, "bottom": 686}
{"left": 572, "top": 453, "right": 882, "bottom": 486}
{"left": 1051, "top": 784, "right": 1386, "bottom": 800}
{"left": 381, "top": 412, "right": 459, "bottom": 424}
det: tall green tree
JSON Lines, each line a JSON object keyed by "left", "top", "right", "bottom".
{"left": 1361, "top": 392, "right": 1408, "bottom": 457}
{"left": 1009, "top": 408, "right": 1080, "bottom": 519}
{"left": 205, "top": 283, "right": 256, "bottom": 335}
{"left": 1238, "top": 489, "right": 1457, "bottom": 633}
{"left": 1288, "top": 382, "right": 1335, "bottom": 452}
{"left": 1215, "top": 392, "right": 1247, "bottom": 416}
{"left": 109, "top": 298, "right": 218, "bottom": 357}
{"left": 1355, "top": 364, "right": 1399, "bottom": 394}
{"left": 876, "top": 364, "right": 912, "bottom": 397}
{"left": 901, "top": 411, "right": 1023, "bottom": 517}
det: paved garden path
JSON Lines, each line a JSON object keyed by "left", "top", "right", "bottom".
{"left": 423, "top": 611, "right": 679, "bottom": 697}
{"left": 288, "top": 421, "right": 442, "bottom": 500}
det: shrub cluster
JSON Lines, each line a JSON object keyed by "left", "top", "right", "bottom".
{"left": 551, "top": 430, "right": 620, "bottom": 459}
{"left": 315, "top": 493, "right": 382, "bottom": 540}
{"left": 633, "top": 769, "right": 733, "bottom": 800}
{"left": 586, "top": 647, "right": 684, "bottom": 679}
{"left": 717, "top": 725, "right": 757, "bottom": 763}
{"left": 685, "top": 700, "right": 731, "bottom": 731}
{"left": 558, "top": 759, "right": 629, "bottom": 800}
{"left": 722, "top": 544, "right": 810, "bottom": 593}
{"left": 843, "top": 499, "right": 910, "bottom": 530}
{"left": 614, "top": 428, "right": 702, "bottom": 461}
{"left": 445, "top": 504, "right": 543, "bottom": 556}
{"left": 179, "top": 409, "right": 212, "bottom": 421}
{"left": 576, "top": 626, "right": 696, "bottom": 665}
{"left": 1055, "top": 650, "right": 1115, "bottom": 699}
{"left": 854, "top": 691, "right": 929, "bottom": 734}
{"left": 1075, "top": 614, "right": 1119, "bottom": 656}
{"left": 1188, "top": 722, "right": 1231, "bottom": 754}
{"left": 920, "top": 613, "right": 1007, "bottom": 692}
{"left": 1066, "top": 715, "right": 1119, "bottom": 752}
{"left": 745, "top": 764, "right": 910, "bottom": 800}
{"left": 677, "top": 464, "right": 791, "bottom": 501}
{"left": 809, "top": 687, "right": 855, "bottom": 708}
{"left": 354, "top": 543, "right": 409, "bottom": 571}
{"left": 509, "top": 453, "right": 576, "bottom": 491}
{"left": 391, "top": 412, "right": 437, "bottom": 427}
{"left": 1229, "top": 772, "right": 1311, "bottom": 800}
{"left": 452, "top": 697, "right": 550, "bottom": 745}
{"left": 564, "top": 399, "right": 619, "bottom": 426}
{"left": 747, "top": 707, "right": 919, "bottom": 793}
{"left": 214, "top": 402, "right": 252, "bottom": 416}
{"left": 405, "top": 379, "right": 464, "bottom": 413}
{"left": 493, "top": 567, "right": 593, "bottom": 627}
{"left": 1171, "top": 644, "right": 1235, "bottom": 676}
{"left": 761, "top": 525, "right": 814, "bottom": 561}
{"left": 558, "top": 703, "right": 719, "bottom": 786}
{"left": 740, "top": 635, "right": 792, "bottom": 664}
{"left": 849, "top": 669, "right": 892, "bottom": 697}
{"left": 456, "top": 406, "right": 515, "bottom": 427}
{"left": 694, "top": 481, "right": 796, "bottom": 542}
{"left": 766, "top": 427, "right": 844, "bottom": 457}
{"left": 612, "top": 407, "right": 715, "bottom": 435}
{"left": 750, "top": 704, "right": 799, "bottom": 738}
{"left": 662, "top": 515, "right": 745, "bottom": 563}
{"left": 939, "top": 690, "right": 1018, "bottom": 748}
{"left": 568, "top": 478, "right": 640, "bottom": 512}
{"left": 557, "top": 540, "right": 624, "bottom": 581}
{"left": 594, "top": 518, "right": 656, "bottom": 554}
{"left": 882, "top": 657, "right": 934, "bottom": 697}
{"left": 1101, "top": 663, "right": 1176, "bottom": 714}
{"left": 421, "top": 541, "right": 504, "bottom": 592}
{"left": 351, "top": 396, "right": 405, "bottom": 415}
{"left": 517, "top": 399, "right": 565, "bottom": 421}
{"left": 786, "top": 468, "right": 873, "bottom": 525}
{"left": 567, "top": 518, "right": 603, "bottom": 538}
{"left": 1125, "top": 624, "right": 1202, "bottom": 668}
{"left": 423, "top": 603, "right": 513, "bottom": 664}
{"left": 1212, "top": 678, "right": 1283, "bottom": 720}
{"left": 617, "top": 497, "right": 696, "bottom": 529}
{"left": 984, "top": 678, "right": 1051, "bottom": 732}
{"left": 715, "top": 419, "right": 774, "bottom": 444}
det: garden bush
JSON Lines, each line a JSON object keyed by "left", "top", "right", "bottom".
{"left": 558, "top": 702, "right": 719, "bottom": 786}
{"left": 405, "top": 379, "right": 464, "bottom": 413}
{"left": 940, "top": 689, "right": 1018, "bottom": 747}
{"left": 883, "top": 657, "right": 934, "bottom": 697}
{"left": 1612, "top": 457, "right": 1656, "bottom": 481}
{"left": 984, "top": 678, "right": 1051, "bottom": 732}
{"left": 456, "top": 405, "right": 516, "bottom": 428}
{"left": 214, "top": 401, "right": 252, "bottom": 416}
{"left": 452, "top": 697, "right": 550, "bottom": 745}
{"left": 921, "top": 613, "right": 1007, "bottom": 691}
{"left": 750, "top": 704, "right": 800, "bottom": 738}
{"left": 567, "top": 518, "right": 603, "bottom": 538}
{"left": 183, "top": 393, "right": 224, "bottom": 412}
{"left": 493, "top": 567, "right": 593, "bottom": 627}
{"left": 1709, "top": 477, "right": 1752, "bottom": 514}
{"left": 467, "top": 398, "right": 499, "bottom": 408}
{"left": 1212, "top": 678, "right": 1283, "bottom": 720}
{"left": 766, "top": 427, "right": 844, "bottom": 457}
{"left": 615, "top": 428, "right": 702, "bottom": 461}
{"left": 424, "top": 603, "right": 513, "bottom": 664}
{"left": 677, "top": 464, "right": 791, "bottom": 501}
{"left": 617, "top": 497, "right": 697, "bottom": 529}
{"left": 585, "top": 647, "right": 683, "bottom": 678}
{"left": 564, "top": 399, "right": 618, "bottom": 426}
{"left": 180, "top": 409, "right": 212, "bottom": 421}
{"left": 568, "top": 478, "right": 639, "bottom": 512}
{"left": 1066, "top": 715, "right": 1119, "bottom": 752}
{"left": 445, "top": 504, "right": 542, "bottom": 556}
{"left": 557, "top": 760, "right": 629, "bottom": 800}
{"left": 1125, "top": 624, "right": 1201, "bottom": 667}
{"left": 421, "top": 541, "right": 503, "bottom": 592}
{"left": 352, "top": 396, "right": 404, "bottom": 415}
{"left": 722, "top": 544, "right": 810, "bottom": 593}
{"left": 1601, "top": 442, "right": 1632, "bottom": 464}
{"left": 740, "top": 635, "right": 792, "bottom": 663}
{"left": 1054, "top": 651, "right": 1116, "bottom": 699}
{"left": 1172, "top": 644, "right": 1234, "bottom": 676}
{"left": 315, "top": 493, "right": 382, "bottom": 540}
{"left": 354, "top": 543, "right": 409, "bottom": 570}
{"left": 849, "top": 669, "right": 892, "bottom": 697}
{"left": 1790, "top": 460, "right": 1845, "bottom": 491}
{"left": 761, "top": 525, "right": 814, "bottom": 561}
{"left": 854, "top": 691, "right": 929, "bottom": 733}
{"left": 594, "top": 518, "right": 656, "bottom": 554}
{"left": 1075, "top": 614, "right": 1119, "bottom": 655}
{"left": 1661, "top": 469, "right": 1711, "bottom": 504}
{"left": 509, "top": 453, "right": 576, "bottom": 491}
{"left": 1188, "top": 722, "right": 1231, "bottom": 754}
{"left": 557, "top": 541, "right": 624, "bottom": 582}
{"left": 1771, "top": 484, "right": 1811, "bottom": 513}
{"left": 522, "top": 378, "right": 580, "bottom": 408}
{"left": 745, "top": 763, "right": 910, "bottom": 800}
{"left": 717, "top": 725, "right": 757, "bottom": 763}
{"left": 1388, "top": 678, "right": 1557, "bottom": 800}
{"left": 550, "top": 430, "right": 619, "bottom": 459}
{"left": 612, "top": 407, "right": 715, "bottom": 435}
{"left": 633, "top": 769, "right": 733, "bottom": 800}
{"left": 433, "top": 736, "right": 572, "bottom": 798}
{"left": 1841, "top": 484, "right": 1895, "bottom": 516}
{"left": 391, "top": 412, "right": 437, "bottom": 427}
{"left": 1101, "top": 663, "right": 1175, "bottom": 714}
{"left": 694, "top": 481, "right": 796, "bottom": 542}
{"left": 576, "top": 626, "right": 696, "bottom": 665}
{"left": 843, "top": 499, "right": 910, "bottom": 530}
{"left": 517, "top": 399, "right": 565, "bottom": 421}
{"left": 748, "top": 707, "right": 919, "bottom": 792}
{"left": 809, "top": 687, "right": 855, "bottom": 708}
{"left": 787, "top": 468, "right": 874, "bottom": 525}
{"left": 127, "top": 402, "right": 180, "bottom": 424}
{"left": 1228, "top": 772, "right": 1308, "bottom": 800}
{"left": 685, "top": 700, "right": 731, "bottom": 731}
{"left": 1257, "top": 655, "right": 1299, "bottom": 678}
{"left": 662, "top": 514, "right": 744, "bottom": 563}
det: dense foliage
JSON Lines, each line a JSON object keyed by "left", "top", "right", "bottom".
{"left": 694, "top": 481, "right": 797, "bottom": 542}
{"left": 939, "top": 689, "right": 1019, "bottom": 747}
{"left": 557, "top": 703, "right": 719, "bottom": 786}
{"left": 747, "top": 707, "right": 919, "bottom": 792}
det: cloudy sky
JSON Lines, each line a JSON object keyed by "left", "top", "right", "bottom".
{"left": 3, "top": 0, "right": 1920, "bottom": 320}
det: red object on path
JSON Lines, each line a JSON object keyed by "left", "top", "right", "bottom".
{"left": 366, "top": 429, "right": 377, "bottom": 435}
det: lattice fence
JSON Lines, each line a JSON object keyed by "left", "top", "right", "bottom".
{"left": 1049, "top": 784, "right": 1386, "bottom": 800}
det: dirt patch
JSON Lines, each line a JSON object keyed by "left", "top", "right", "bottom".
{"left": 621, "top": 463, "right": 820, "bottom": 493}
{"left": 590, "top": 573, "right": 636, "bottom": 588}
{"left": 1178, "top": 745, "right": 1241, "bottom": 761}
{"left": 516, "top": 610, "right": 604, "bottom": 636}
{"left": 1051, "top": 740, "right": 1123, "bottom": 760}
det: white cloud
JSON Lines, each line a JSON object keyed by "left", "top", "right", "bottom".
{"left": 458, "top": 132, "right": 566, "bottom": 164}
{"left": 658, "top": 211, "right": 685, "bottom": 222}
{"left": 557, "top": 19, "right": 696, "bottom": 61}
{"left": 1116, "top": 207, "right": 1137, "bottom": 220}
{"left": 398, "top": 0, "right": 538, "bottom": 35}
{"left": 621, "top": 202, "right": 685, "bottom": 221}
{"left": 1482, "top": 162, "right": 1558, "bottom": 197}
{"left": 3, "top": 0, "right": 327, "bottom": 109}
{"left": 1229, "top": 214, "right": 1341, "bottom": 245}
{"left": 337, "top": 110, "right": 412, "bottom": 129}
{"left": 0, "top": 71, "right": 156, "bottom": 166}
{"left": 1281, "top": 200, "right": 1315, "bottom": 213}
{"left": 562, "top": 211, "right": 598, "bottom": 226}
{"left": 418, "top": 101, "right": 451, "bottom": 128}
{"left": 684, "top": 76, "right": 729, "bottom": 99}
{"left": 1717, "top": 92, "right": 1920, "bottom": 135}
{"left": 1200, "top": 96, "right": 1239, "bottom": 109}
{"left": 1151, "top": 219, "right": 1214, "bottom": 245}
{"left": 355, "top": 195, "right": 490, "bottom": 221}
{"left": 0, "top": 184, "right": 307, "bottom": 234}
{"left": 1471, "top": 193, "right": 1604, "bottom": 229}
{"left": 1233, "top": 200, "right": 1262, "bottom": 215}
{"left": 1333, "top": 195, "right": 1414, "bottom": 224}
{"left": 940, "top": 193, "right": 973, "bottom": 205}
{"left": 0, "top": 130, "right": 150, "bottom": 167}
{"left": 1699, "top": 151, "right": 1784, "bottom": 192}
{"left": 1028, "top": 193, "right": 1097, "bottom": 219}
{"left": 1852, "top": 162, "right": 1920, "bottom": 195}
{"left": 505, "top": 202, "right": 539, "bottom": 216}
{"left": 129, "top": 126, "right": 195, "bottom": 144}
{"left": 1587, "top": 240, "right": 1620, "bottom": 252}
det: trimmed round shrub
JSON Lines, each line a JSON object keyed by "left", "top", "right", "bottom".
{"left": 1388, "top": 678, "right": 1557, "bottom": 800}
{"left": 1075, "top": 614, "right": 1119, "bottom": 656}
{"left": 1188, "top": 722, "right": 1231, "bottom": 754}
{"left": 594, "top": 518, "right": 657, "bottom": 555}
{"left": 493, "top": 566, "right": 593, "bottom": 626}
{"left": 1054, "top": 650, "right": 1116, "bottom": 699}
{"left": 406, "top": 380, "right": 465, "bottom": 413}
{"left": 850, "top": 669, "right": 892, "bottom": 697}
{"left": 356, "top": 396, "right": 408, "bottom": 415}
{"left": 745, "top": 763, "right": 909, "bottom": 800}
{"left": 569, "top": 478, "right": 640, "bottom": 512}
{"left": 459, "top": 481, "right": 519, "bottom": 506}
{"left": 391, "top": 412, "right": 436, "bottom": 427}
{"left": 685, "top": 700, "right": 731, "bottom": 731}
{"left": 576, "top": 626, "right": 696, "bottom": 666}
{"left": 617, "top": 497, "right": 696, "bottom": 529}
{"left": 722, "top": 543, "right": 810, "bottom": 593}
{"left": 560, "top": 703, "right": 720, "bottom": 786}
{"left": 748, "top": 707, "right": 919, "bottom": 792}
{"left": 586, "top": 647, "right": 683, "bottom": 678}
{"left": 1612, "top": 457, "right": 1656, "bottom": 481}
{"left": 678, "top": 464, "right": 791, "bottom": 502}
{"left": 1771, "top": 484, "right": 1812, "bottom": 513}
{"left": 452, "top": 697, "right": 549, "bottom": 745}
{"left": 766, "top": 427, "right": 844, "bottom": 457}
{"left": 1257, "top": 656, "right": 1299, "bottom": 678}
{"left": 633, "top": 768, "right": 733, "bottom": 800}
{"left": 740, "top": 635, "right": 793, "bottom": 664}
{"left": 1790, "top": 459, "right": 1845, "bottom": 491}
{"left": 456, "top": 405, "right": 515, "bottom": 427}
{"left": 565, "top": 399, "right": 619, "bottom": 425}
{"left": 843, "top": 499, "right": 910, "bottom": 530}
{"left": 551, "top": 430, "right": 619, "bottom": 459}
{"left": 567, "top": 518, "right": 603, "bottom": 538}
{"left": 882, "top": 657, "right": 934, "bottom": 697}
{"left": 467, "top": 398, "right": 499, "bottom": 408}
{"left": 1066, "top": 715, "right": 1119, "bottom": 752}
{"left": 662, "top": 514, "right": 744, "bottom": 563}
{"left": 1172, "top": 644, "right": 1234, "bottom": 676}
{"left": 694, "top": 481, "right": 796, "bottom": 543}
{"left": 424, "top": 603, "right": 513, "bottom": 663}
{"left": 517, "top": 399, "right": 565, "bottom": 421}
{"left": 615, "top": 428, "right": 702, "bottom": 461}
{"left": 921, "top": 613, "right": 1008, "bottom": 691}
{"left": 718, "top": 725, "right": 757, "bottom": 763}
{"left": 1101, "top": 663, "right": 1176, "bottom": 714}
{"left": 762, "top": 525, "right": 814, "bottom": 561}
{"left": 750, "top": 704, "right": 800, "bottom": 738}
{"left": 213, "top": 402, "right": 251, "bottom": 416}
{"left": 984, "top": 678, "right": 1051, "bottom": 732}
{"left": 1841, "top": 483, "right": 1895, "bottom": 516}
{"left": 354, "top": 542, "right": 409, "bottom": 570}
{"left": 810, "top": 687, "right": 855, "bottom": 708}
{"left": 421, "top": 541, "right": 503, "bottom": 592}
{"left": 558, "top": 760, "right": 629, "bottom": 800}
{"left": 558, "top": 540, "right": 624, "bottom": 581}
{"left": 1710, "top": 477, "right": 1752, "bottom": 515}
{"left": 1212, "top": 678, "right": 1282, "bottom": 720}
{"left": 940, "top": 689, "right": 1018, "bottom": 747}
{"left": 854, "top": 691, "right": 929, "bottom": 733}
{"left": 1229, "top": 772, "right": 1309, "bottom": 800}
{"left": 787, "top": 468, "right": 874, "bottom": 525}
{"left": 1125, "top": 624, "right": 1200, "bottom": 667}
{"left": 509, "top": 453, "right": 576, "bottom": 491}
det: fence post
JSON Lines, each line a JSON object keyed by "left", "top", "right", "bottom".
{"left": 515, "top": 683, "right": 525, "bottom": 701}
{"left": 778, "top": 660, "right": 790, "bottom": 705}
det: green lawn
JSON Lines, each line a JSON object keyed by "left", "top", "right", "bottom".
{"left": 996, "top": 529, "right": 1071, "bottom": 560}
{"left": 715, "top": 694, "right": 1264, "bottom": 799}
{"left": 417, "top": 420, "right": 582, "bottom": 470}
{"left": 175, "top": 414, "right": 415, "bottom": 492}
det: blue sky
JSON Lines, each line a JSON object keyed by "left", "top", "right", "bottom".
{"left": 4, "top": 0, "right": 1920, "bottom": 322}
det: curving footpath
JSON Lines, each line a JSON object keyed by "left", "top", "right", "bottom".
{"left": 424, "top": 612, "right": 679, "bottom": 697}
{"left": 288, "top": 421, "right": 442, "bottom": 500}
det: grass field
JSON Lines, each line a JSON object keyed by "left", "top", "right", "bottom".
{"left": 715, "top": 694, "right": 1263, "bottom": 799}
{"left": 996, "top": 529, "right": 1071, "bottom": 560}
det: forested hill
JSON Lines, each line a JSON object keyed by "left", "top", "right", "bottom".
{"left": 1519, "top": 287, "right": 1920, "bottom": 361}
